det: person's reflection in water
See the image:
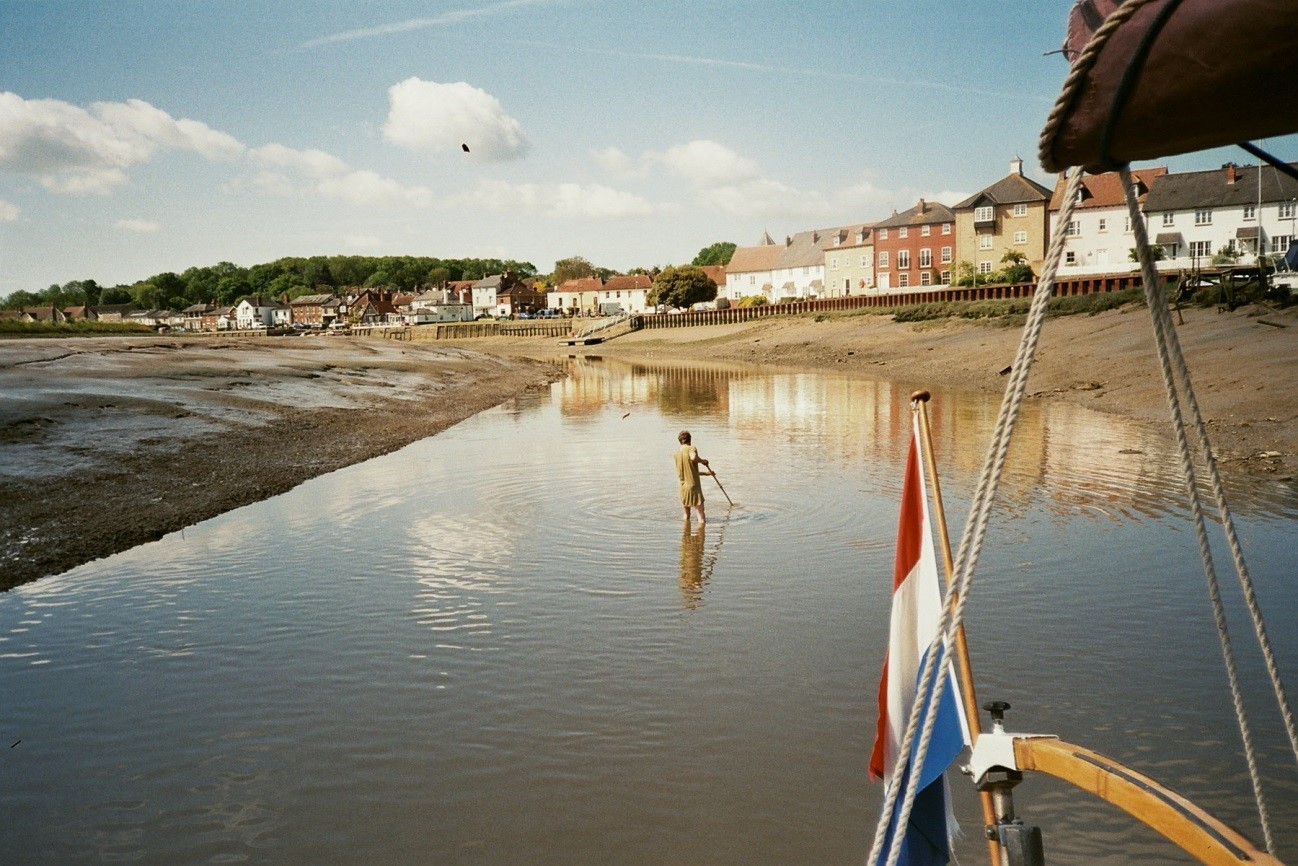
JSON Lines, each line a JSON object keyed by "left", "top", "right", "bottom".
{"left": 678, "top": 522, "right": 708, "bottom": 609}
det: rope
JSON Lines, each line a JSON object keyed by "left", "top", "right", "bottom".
{"left": 866, "top": 166, "right": 1090, "bottom": 866}
{"left": 1123, "top": 167, "right": 1298, "bottom": 852}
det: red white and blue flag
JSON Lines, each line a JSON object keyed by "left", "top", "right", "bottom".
{"left": 869, "top": 413, "right": 971, "bottom": 866}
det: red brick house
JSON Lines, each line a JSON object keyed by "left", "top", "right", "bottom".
{"left": 872, "top": 199, "right": 956, "bottom": 291}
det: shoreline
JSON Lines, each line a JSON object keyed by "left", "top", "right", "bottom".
{"left": 2, "top": 302, "right": 1293, "bottom": 589}
{"left": 460, "top": 302, "right": 1298, "bottom": 479}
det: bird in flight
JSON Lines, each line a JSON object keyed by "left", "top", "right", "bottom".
{"left": 462, "top": 143, "right": 470, "bottom": 153}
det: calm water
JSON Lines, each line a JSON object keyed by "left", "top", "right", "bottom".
{"left": 2, "top": 357, "right": 1296, "bottom": 864}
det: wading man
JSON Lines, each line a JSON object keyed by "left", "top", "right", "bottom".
{"left": 675, "top": 430, "right": 712, "bottom": 524}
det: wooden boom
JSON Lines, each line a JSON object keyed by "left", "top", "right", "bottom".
{"left": 1013, "top": 737, "right": 1284, "bottom": 865}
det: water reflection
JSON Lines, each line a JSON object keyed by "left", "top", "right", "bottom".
{"left": 1, "top": 357, "right": 1295, "bottom": 865}
{"left": 555, "top": 355, "right": 1298, "bottom": 521}
{"left": 678, "top": 523, "right": 707, "bottom": 608}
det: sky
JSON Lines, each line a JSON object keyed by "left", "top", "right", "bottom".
{"left": 2, "top": 0, "right": 1295, "bottom": 297}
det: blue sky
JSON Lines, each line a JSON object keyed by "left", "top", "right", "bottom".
{"left": 2, "top": 0, "right": 1294, "bottom": 296}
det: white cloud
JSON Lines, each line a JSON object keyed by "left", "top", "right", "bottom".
{"left": 591, "top": 146, "right": 642, "bottom": 179}
{"left": 0, "top": 91, "right": 245, "bottom": 195}
{"left": 0, "top": 198, "right": 18, "bottom": 222}
{"left": 465, "top": 179, "right": 656, "bottom": 218}
{"left": 646, "top": 140, "right": 760, "bottom": 188}
{"left": 383, "top": 78, "right": 528, "bottom": 162}
{"left": 245, "top": 142, "right": 433, "bottom": 208}
{"left": 115, "top": 218, "right": 161, "bottom": 233}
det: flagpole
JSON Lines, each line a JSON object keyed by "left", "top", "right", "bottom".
{"left": 912, "top": 389, "right": 1002, "bottom": 866}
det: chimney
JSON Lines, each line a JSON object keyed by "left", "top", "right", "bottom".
{"left": 1011, "top": 156, "right": 1024, "bottom": 175}
{"left": 917, "top": 198, "right": 926, "bottom": 213}
{"left": 786, "top": 235, "right": 792, "bottom": 247}
{"left": 1225, "top": 162, "right": 1237, "bottom": 184}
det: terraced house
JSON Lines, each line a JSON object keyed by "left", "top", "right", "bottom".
{"left": 822, "top": 224, "right": 876, "bottom": 296}
{"left": 872, "top": 199, "right": 955, "bottom": 291}
{"left": 954, "top": 157, "right": 1052, "bottom": 279}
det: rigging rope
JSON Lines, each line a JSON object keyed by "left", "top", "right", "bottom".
{"left": 1122, "top": 166, "right": 1298, "bottom": 853}
{"left": 867, "top": 167, "right": 1089, "bottom": 866}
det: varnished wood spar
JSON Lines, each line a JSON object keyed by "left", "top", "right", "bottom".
{"left": 1014, "top": 737, "right": 1284, "bottom": 866}
{"left": 910, "top": 390, "right": 1001, "bottom": 866}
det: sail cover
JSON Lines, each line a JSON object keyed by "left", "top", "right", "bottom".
{"left": 1040, "top": 0, "right": 1298, "bottom": 172}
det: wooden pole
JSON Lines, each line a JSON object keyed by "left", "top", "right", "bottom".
{"left": 911, "top": 390, "right": 1001, "bottom": 866}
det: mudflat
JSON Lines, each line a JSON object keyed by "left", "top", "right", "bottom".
{"left": 2, "top": 302, "right": 1294, "bottom": 589}
{"left": 0, "top": 336, "right": 561, "bottom": 589}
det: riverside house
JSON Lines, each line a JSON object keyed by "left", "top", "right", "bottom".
{"left": 873, "top": 199, "right": 956, "bottom": 291}
{"left": 954, "top": 157, "right": 1053, "bottom": 279}
{"left": 823, "top": 224, "right": 876, "bottom": 296}
{"left": 1050, "top": 167, "right": 1166, "bottom": 277}
{"left": 723, "top": 233, "right": 782, "bottom": 304}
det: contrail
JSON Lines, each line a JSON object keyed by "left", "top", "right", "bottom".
{"left": 301, "top": 0, "right": 557, "bottom": 49}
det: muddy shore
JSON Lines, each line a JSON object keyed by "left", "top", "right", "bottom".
{"left": 0, "top": 337, "right": 561, "bottom": 589}
{"left": 2, "top": 302, "right": 1294, "bottom": 589}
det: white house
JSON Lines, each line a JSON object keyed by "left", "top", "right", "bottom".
{"left": 235, "top": 296, "right": 280, "bottom": 329}
{"left": 1050, "top": 167, "right": 1166, "bottom": 276}
{"left": 597, "top": 274, "right": 652, "bottom": 314}
{"left": 769, "top": 229, "right": 832, "bottom": 300}
{"left": 723, "top": 233, "right": 782, "bottom": 303}
{"left": 551, "top": 277, "right": 603, "bottom": 314}
{"left": 405, "top": 302, "right": 473, "bottom": 324}
{"left": 1142, "top": 161, "right": 1298, "bottom": 270}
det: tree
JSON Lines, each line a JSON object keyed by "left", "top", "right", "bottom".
{"left": 553, "top": 256, "right": 596, "bottom": 286}
{"left": 1128, "top": 246, "right": 1166, "bottom": 263}
{"left": 649, "top": 265, "right": 717, "bottom": 310}
{"left": 1000, "top": 250, "right": 1033, "bottom": 284}
{"left": 100, "top": 286, "right": 134, "bottom": 305}
{"left": 692, "top": 242, "right": 736, "bottom": 267}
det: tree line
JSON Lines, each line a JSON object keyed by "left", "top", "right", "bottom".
{"left": 0, "top": 255, "right": 538, "bottom": 312}
{"left": 2, "top": 244, "right": 737, "bottom": 312}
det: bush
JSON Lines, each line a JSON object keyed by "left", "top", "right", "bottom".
{"left": 736, "top": 295, "right": 768, "bottom": 308}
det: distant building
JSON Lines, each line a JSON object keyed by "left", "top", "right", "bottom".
{"left": 873, "top": 199, "right": 956, "bottom": 291}
{"left": 954, "top": 157, "right": 1053, "bottom": 280}
{"left": 823, "top": 224, "right": 876, "bottom": 296}
{"left": 723, "top": 232, "right": 782, "bottom": 303}
{"left": 1050, "top": 167, "right": 1166, "bottom": 276}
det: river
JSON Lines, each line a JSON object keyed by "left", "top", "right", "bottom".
{"left": 2, "top": 357, "right": 1296, "bottom": 864}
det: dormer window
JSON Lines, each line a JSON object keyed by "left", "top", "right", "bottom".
{"left": 974, "top": 206, "right": 994, "bottom": 222}
{"left": 1076, "top": 188, "right": 1086, "bottom": 203}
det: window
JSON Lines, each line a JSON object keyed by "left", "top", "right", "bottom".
{"left": 1272, "top": 235, "right": 1293, "bottom": 254}
{"left": 1191, "top": 240, "right": 1212, "bottom": 257}
{"left": 978, "top": 261, "right": 993, "bottom": 274}
{"left": 1124, "top": 217, "right": 1133, "bottom": 232}
{"left": 879, "top": 228, "right": 889, "bottom": 239}
{"left": 830, "top": 257, "right": 838, "bottom": 270}
{"left": 1195, "top": 209, "right": 1212, "bottom": 225}
{"left": 940, "top": 246, "right": 952, "bottom": 263}
{"left": 899, "top": 227, "right": 908, "bottom": 238}
{"left": 974, "top": 205, "right": 994, "bottom": 222}
{"left": 897, "top": 250, "right": 911, "bottom": 269}
{"left": 898, "top": 273, "right": 909, "bottom": 288}
{"left": 1076, "top": 188, "right": 1085, "bottom": 203}
{"left": 1281, "top": 202, "right": 1296, "bottom": 219}
{"left": 1065, "top": 251, "right": 1077, "bottom": 266}
{"left": 1162, "top": 212, "right": 1174, "bottom": 226}
{"left": 921, "top": 224, "right": 931, "bottom": 236}
{"left": 1013, "top": 230, "right": 1028, "bottom": 245}
{"left": 1243, "top": 205, "right": 1256, "bottom": 220}
{"left": 1067, "top": 220, "right": 1080, "bottom": 237}
{"left": 979, "top": 234, "right": 993, "bottom": 249}
{"left": 1162, "top": 243, "right": 1179, "bottom": 258}
{"left": 861, "top": 254, "right": 871, "bottom": 268}
{"left": 1098, "top": 218, "right": 1107, "bottom": 232}
{"left": 920, "top": 271, "right": 932, "bottom": 286}
{"left": 878, "top": 251, "right": 889, "bottom": 268}
{"left": 749, "top": 275, "right": 755, "bottom": 285}
{"left": 940, "top": 270, "right": 951, "bottom": 284}
{"left": 919, "top": 248, "right": 932, "bottom": 268}
{"left": 942, "top": 223, "right": 951, "bottom": 235}
{"left": 1013, "top": 203, "right": 1028, "bottom": 217}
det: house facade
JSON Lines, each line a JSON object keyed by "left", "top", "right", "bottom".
{"left": 723, "top": 233, "right": 782, "bottom": 303}
{"left": 235, "top": 296, "right": 280, "bottom": 329}
{"left": 823, "top": 224, "right": 875, "bottom": 296}
{"left": 289, "top": 293, "right": 336, "bottom": 328}
{"left": 873, "top": 199, "right": 956, "bottom": 291}
{"left": 1142, "top": 161, "right": 1298, "bottom": 269}
{"left": 598, "top": 274, "right": 652, "bottom": 315}
{"left": 954, "top": 157, "right": 1053, "bottom": 279}
{"left": 1050, "top": 167, "right": 1166, "bottom": 276}
{"left": 770, "top": 229, "right": 831, "bottom": 300}
{"left": 551, "top": 276, "right": 603, "bottom": 314}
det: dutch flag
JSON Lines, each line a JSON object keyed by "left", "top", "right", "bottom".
{"left": 869, "top": 413, "right": 971, "bottom": 866}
